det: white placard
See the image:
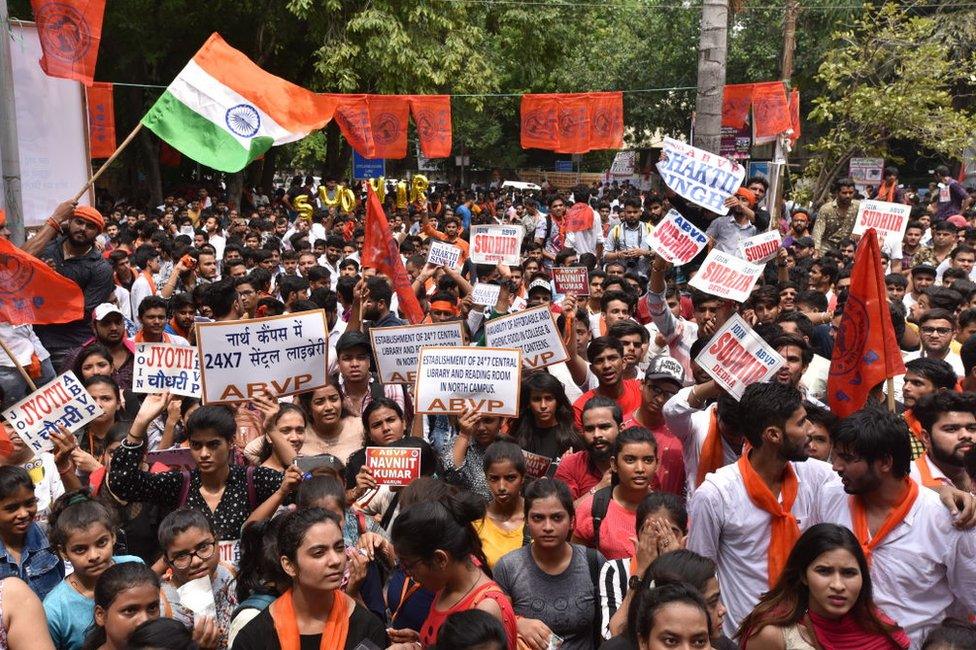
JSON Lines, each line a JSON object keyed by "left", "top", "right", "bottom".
{"left": 133, "top": 343, "right": 201, "bottom": 398}
{"left": 470, "top": 224, "right": 525, "bottom": 266}
{"left": 695, "top": 314, "right": 785, "bottom": 399}
{"left": 370, "top": 321, "right": 465, "bottom": 384}
{"left": 852, "top": 200, "right": 912, "bottom": 248}
{"left": 471, "top": 282, "right": 501, "bottom": 306}
{"left": 484, "top": 305, "right": 568, "bottom": 369}
{"left": 195, "top": 311, "right": 328, "bottom": 403}
{"left": 427, "top": 240, "right": 463, "bottom": 270}
{"left": 5, "top": 23, "right": 91, "bottom": 227}
{"left": 737, "top": 230, "right": 783, "bottom": 265}
{"left": 2, "top": 371, "right": 103, "bottom": 454}
{"left": 647, "top": 209, "right": 709, "bottom": 265}
{"left": 414, "top": 346, "right": 522, "bottom": 417}
{"left": 656, "top": 137, "right": 745, "bottom": 216}
{"left": 689, "top": 249, "right": 764, "bottom": 303}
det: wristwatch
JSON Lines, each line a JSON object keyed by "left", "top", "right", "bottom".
{"left": 628, "top": 574, "right": 642, "bottom": 590}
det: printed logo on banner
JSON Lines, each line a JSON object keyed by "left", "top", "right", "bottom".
{"left": 737, "top": 230, "right": 782, "bottom": 265}
{"left": 414, "top": 346, "right": 522, "bottom": 417}
{"left": 483, "top": 304, "right": 569, "bottom": 369}
{"left": 470, "top": 224, "right": 525, "bottom": 266}
{"left": 133, "top": 343, "right": 201, "bottom": 398}
{"left": 195, "top": 310, "right": 329, "bottom": 403}
{"left": 36, "top": 2, "right": 93, "bottom": 62}
{"left": 427, "top": 240, "right": 463, "bottom": 270}
{"left": 2, "top": 371, "right": 103, "bottom": 453}
{"left": 365, "top": 447, "right": 422, "bottom": 486}
{"left": 656, "top": 137, "right": 745, "bottom": 216}
{"left": 852, "top": 200, "right": 911, "bottom": 248}
{"left": 225, "top": 104, "right": 261, "bottom": 138}
{"left": 552, "top": 267, "right": 589, "bottom": 296}
{"left": 470, "top": 282, "right": 501, "bottom": 306}
{"left": 369, "top": 321, "right": 465, "bottom": 384}
{"left": 695, "top": 314, "right": 784, "bottom": 399}
{"left": 689, "top": 249, "right": 764, "bottom": 303}
{"left": 647, "top": 210, "right": 708, "bottom": 265}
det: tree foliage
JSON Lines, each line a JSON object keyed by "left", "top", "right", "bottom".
{"left": 801, "top": 3, "right": 976, "bottom": 205}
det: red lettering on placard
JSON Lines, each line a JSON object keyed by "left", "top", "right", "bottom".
{"left": 707, "top": 333, "right": 768, "bottom": 384}
{"left": 700, "top": 263, "right": 753, "bottom": 293}
{"left": 21, "top": 380, "right": 72, "bottom": 425}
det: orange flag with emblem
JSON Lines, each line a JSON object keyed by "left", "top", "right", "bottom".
{"left": 30, "top": 0, "right": 106, "bottom": 86}
{"left": 0, "top": 234, "right": 85, "bottom": 325}
{"left": 362, "top": 187, "right": 424, "bottom": 324}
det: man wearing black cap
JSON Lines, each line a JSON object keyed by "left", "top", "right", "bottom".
{"left": 334, "top": 331, "right": 407, "bottom": 418}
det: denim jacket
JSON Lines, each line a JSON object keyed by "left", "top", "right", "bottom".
{"left": 0, "top": 522, "right": 64, "bottom": 600}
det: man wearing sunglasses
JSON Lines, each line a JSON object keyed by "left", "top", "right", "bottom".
{"left": 907, "top": 308, "right": 965, "bottom": 377}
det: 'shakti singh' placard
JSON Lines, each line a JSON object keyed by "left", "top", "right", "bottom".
{"left": 133, "top": 343, "right": 201, "bottom": 398}
{"left": 195, "top": 310, "right": 328, "bottom": 403}
{"left": 737, "top": 230, "right": 782, "bottom": 265}
{"left": 483, "top": 304, "right": 569, "bottom": 369}
{"left": 852, "top": 200, "right": 911, "bottom": 248}
{"left": 470, "top": 224, "right": 524, "bottom": 266}
{"left": 647, "top": 209, "right": 709, "bottom": 265}
{"left": 427, "top": 240, "right": 463, "bottom": 270}
{"left": 2, "top": 371, "right": 103, "bottom": 453}
{"left": 695, "top": 314, "right": 784, "bottom": 399}
{"left": 471, "top": 282, "right": 501, "bottom": 306}
{"left": 414, "top": 346, "right": 522, "bottom": 417}
{"left": 552, "top": 267, "right": 589, "bottom": 296}
{"left": 370, "top": 321, "right": 465, "bottom": 384}
{"left": 656, "top": 137, "right": 746, "bottom": 216}
{"left": 365, "top": 446, "right": 422, "bottom": 486}
{"left": 689, "top": 249, "right": 764, "bottom": 303}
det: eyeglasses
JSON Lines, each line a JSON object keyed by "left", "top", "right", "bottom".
{"left": 168, "top": 540, "right": 216, "bottom": 569}
{"left": 644, "top": 383, "right": 679, "bottom": 400}
{"left": 920, "top": 326, "right": 953, "bottom": 335}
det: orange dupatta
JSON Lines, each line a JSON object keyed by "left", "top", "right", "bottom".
{"left": 737, "top": 455, "right": 800, "bottom": 586}
{"left": 849, "top": 478, "right": 918, "bottom": 566}
{"left": 903, "top": 410, "right": 924, "bottom": 441}
{"left": 141, "top": 269, "right": 158, "bottom": 295}
{"left": 270, "top": 588, "right": 350, "bottom": 650}
{"left": 913, "top": 456, "right": 946, "bottom": 489}
{"left": 695, "top": 408, "right": 725, "bottom": 487}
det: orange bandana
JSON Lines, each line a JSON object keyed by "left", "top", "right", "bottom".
{"left": 270, "top": 588, "right": 349, "bottom": 650}
{"left": 737, "top": 454, "right": 800, "bottom": 586}
{"left": 696, "top": 408, "right": 725, "bottom": 487}
{"left": 849, "top": 478, "right": 918, "bottom": 566}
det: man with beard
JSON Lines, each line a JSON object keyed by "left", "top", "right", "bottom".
{"left": 816, "top": 407, "right": 976, "bottom": 646}
{"left": 910, "top": 392, "right": 976, "bottom": 494}
{"left": 317, "top": 235, "right": 345, "bottom": 290}
{"left": 24, "top": 202, "right": 115, "bottom": 371}
{"left": 687, "top": 383, "right": 830, "bottom": 637}
{"left": 901, "top": 357, "right": 957, "bottom": 456}
{"left": 555, "top": 396, "right": 622, "bottom": 501}
{"left": 348, "top": 275, "right": 405, "bottom": 336}
{"left": 63, "top": 303, "right": 134, "bottom": 391}
{"left": 812, "top": 177, "right": 859, "bottom": 253}
{"left": 163, "top": 293, "right": 198, "bottom": 343}
{"left": 623, "top": 356, "right": 687, "bottom": 495}
{"left": 781, "top": 209, "right": 811, "bottom": 248}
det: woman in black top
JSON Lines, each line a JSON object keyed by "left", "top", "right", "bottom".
{"left": 509, "top": 372, "right": 580, "bottom": 460}
{"left": 107, "top": 392, "right": 283, "bottom": 540}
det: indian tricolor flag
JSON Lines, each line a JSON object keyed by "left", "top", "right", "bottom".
{"left": 142, "top": 34, "right": 337, "bottom": 173}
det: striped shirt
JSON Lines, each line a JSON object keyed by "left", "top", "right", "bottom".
{"left": 597, "top": 558, "right": 632, "bottom": 640}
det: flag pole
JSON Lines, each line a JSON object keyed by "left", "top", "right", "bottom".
{"left": 71, "top": 122, "right": 144, "bottom": 203}
{"left": 0, "top": 338, "right": 37, "bottom": 393}
{"left": 886, "top": 376, "right": 896, "bottom": 413}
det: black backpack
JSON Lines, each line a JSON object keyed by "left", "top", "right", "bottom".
{"left": 591, "top": 486, "right": 614, "bottom": 552}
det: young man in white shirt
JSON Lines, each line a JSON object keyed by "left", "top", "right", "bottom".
{"left": 815, "top": 407, "right": 976, "bottom": 646}
{"left": 687, "top": 383, "right": 835, "bottom": 637}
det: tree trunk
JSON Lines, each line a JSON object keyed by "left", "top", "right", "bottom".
{"left": 693, "top": 0, "right": 729, "bottom": 154}
{"left": 259, "top": 147, "right": 278, "bottom": 196}
{"left": 225, "top": 171, "right": 244, "bottom": 211}
{"left": 781, "top": 0, "right": 799, "bottom": 82}
{"left": 138, "top": 128, "right": 163, "bottom": 208}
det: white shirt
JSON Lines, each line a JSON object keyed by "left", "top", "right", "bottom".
{"left": 644, "top": 290, "right": 698, "bottom": 385}
{"left": 565, "top": 206, "right": 605, "bottom": 256}
{"left": 909, "top": 453, "right": 952, "bottom": 488}
{"left": 0, "top": 324, "right": 50, "bottom": 366}
{"left": 801, "top": 354, "right": 830, "bottom": 401}
{"left": 547, "top": 361, "right": 597, "bottom": 403}
{"left": 21, "top": 452, "right": 65, "bottom": 529}
{"left": 902, "top": 347, "right": 965, "bottom": 378}
{"left": 687, "top": 458, "right": 837, "bottom": 637}
{"left": 129, "top": 273, "right": 155, "bottom": 321}
{"left": 662, "top": 387, "right": 740, "bottom": 498}
{"left": 811, "top": 481, "right": 976, "bottom": 647}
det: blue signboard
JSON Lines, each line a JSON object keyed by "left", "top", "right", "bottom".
{"left": 554, "top": 160, "right": 574, "bottom": 172}
{"left": 748, "top": 161, "right": 770, "bottom": 181}
{"left": 352, "top": 152, "right": 386, "bottom": 180}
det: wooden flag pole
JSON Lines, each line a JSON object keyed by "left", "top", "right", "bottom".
{"left": 72, "top": 122, "right": 144, "bottom": 203}
{"left": 0, "top": 338, "right": 37, "bottom": 394}
{"left": 886, "top": 376, "right": 896, "bottom": 413}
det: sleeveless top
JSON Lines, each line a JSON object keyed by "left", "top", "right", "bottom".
{"left": 782, "top": 623, "right": 817, "bottom": 650}
{"left": 419, "top": 580, "right": 517, "bottom": 650}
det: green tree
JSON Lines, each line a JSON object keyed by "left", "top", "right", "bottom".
{"left": 802, "top": 3, "right": 976, "bottom": 205}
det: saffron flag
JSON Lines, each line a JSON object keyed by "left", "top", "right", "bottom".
{"left": 142, "top": 33, "right": 338, "bottom": 173}
{"left": 827, "top": 229, "right": 905, "bottom": 417}
{"left": 362, "top": 186, "right": 425, "bottom": 324}
{"left": 722, "top": 83, "right": 754, "bottom": 129}
{"left": 87, "top": 82, "right": 115, "bottom": 159}
{"left": 0, "top": 237, "right": 85, "bottom": 325}
{"left": 520, "top": 92, "right": 623, "bottom": 153}
{"left": 751, "top": 81, "right": 791, "bottom": 143}
{"left": 788, "top": 89, "right": 801, "bottom": 143}
{"left": 363, "top": 95, "right": 410, "bottom": 159}
{"left": 408, "top": 95, "right": 452, "bottom": 158}
{"left": 31, "top": 0, "right": 106, "bottom": 86}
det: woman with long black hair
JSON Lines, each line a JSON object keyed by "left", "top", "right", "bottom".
{"left": 509, "top": 372, "right": 580, "bottom": 460}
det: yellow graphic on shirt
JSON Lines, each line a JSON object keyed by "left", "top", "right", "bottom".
{"left": 22, "top": 457, "right": 44, "bottom": 486}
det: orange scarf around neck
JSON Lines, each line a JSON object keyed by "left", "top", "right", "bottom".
{"left": 695, "top": 408, "right": 725, "bottom": 487}
{"left": 849, "top": 478, "right": 918, "bottom": 566}
{"left": 134, "top": 330, "right": 170, "bottom": 343}
{"left": 914, "top": 456, "right": 945, "bottom": 489}
{"left": 141, "top": 269, "right": 158, "bottom": 295}
{"left": 270, "top": 588, "right": 349, "bottom": 650}
{"left": 903, "top": 410, "right": 923, "bottom": 441}
{"left": 737, "top": 454, "right": 800, "bottom": 586}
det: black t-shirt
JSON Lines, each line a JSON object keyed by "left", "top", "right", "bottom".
{"left": 231, "top": 600, "right": 388, "bottom": 650}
